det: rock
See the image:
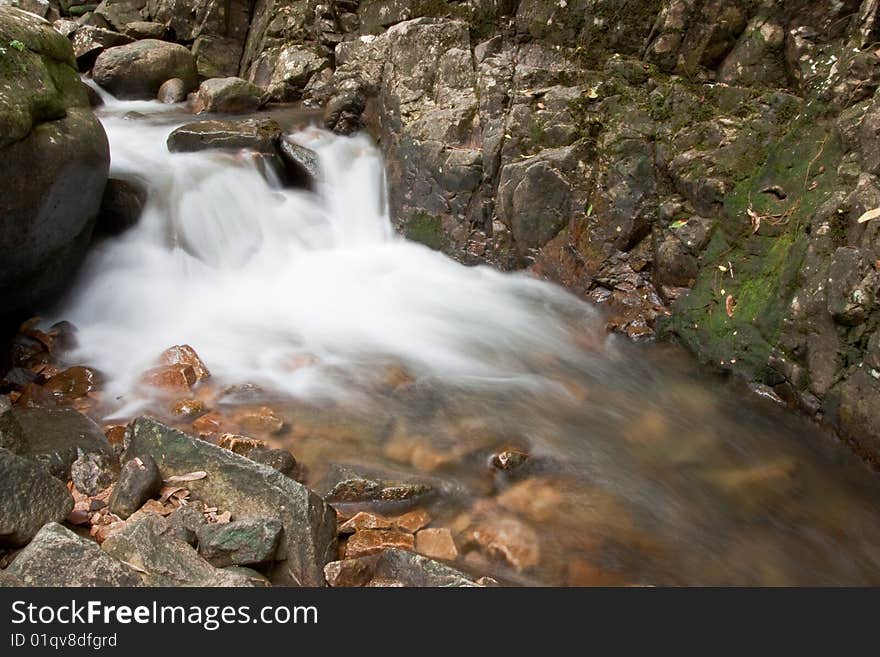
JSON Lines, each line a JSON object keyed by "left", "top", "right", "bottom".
{"left": 498, "top": 160, "right": 572, "bottom": 252}
{"left": 245, "top": 445, "right": 301, "bottom": 480}
{"left": 345, "top": 529, "right": 414, "bottom": 558}
{"left": 394, "top": 509, "right": 431, "bottom": 533}
{"left": 415, "top": 528, "right": 458, "bottom": 561}
{"left": 7, "top": 522, "right": 143, "bottom": 586}
{"left": 93, "top": 0, "right": 145, "bottom": 31}
{"left": 102, "top": 514, "right": 259, "bottom": 586}
{"left": 0, "top": 407, "right": 115, "bottom": 480}
{"left": 160, "top": 345, "right": 209, "bottom": 379}
{"left": 70, "top": 451, "right": 117, "bottom": 495}
{"left": 191, "top": 35, "right": 243, "bottom": 78}
{"left": 0, "top": 570, "right": 24, "bottom": 586}
{"left": 171, "top": 398, "right": 206, "bottom": 418}
{"left": 325, "top": 548, "right": 481, "bottom": 587}
{"left": 233, "top": 406, "right": 283, "bottom": 434}
{"left": 165, "top": 500, "right": 206, "bottom": 545}
{"left": 277, "top": 139, "right": 319, "bottom": 189}
{"left": 95, "top": 177, "right": 147, "bottom": 235}
{"left": 323, "top": 86, "right": 366, "bottom": 135}
{"left": 247, "top": 44, "right": 327, "bottom": 102}
{"left": 490, "top": 449, "right": 528, "bottom": 471}
{"left": 123, "top": 417, "right": 336, "bottom": 586}
{"left": 461, "top": 511, "right": 540, "bottom": 572}
{"left": 193, "top": 77, "right": 264, "bottom": 114}
{"left": 140, "top": 364, "right": 196, "bottom": 391}
{"left": 0, "top": 448, "right": 73, "bottom": 546}
{"left": 122, "top": 20, "right": 165, "bottom": 39}
{"left": 157, "top": 77, "right": 186, "bottom": 103}
{"left": 322, "top": 466, "right": 433, "bottom": 508}
{"left": 196, "top": 518, "right": 282, "bottom": 567}
{"left": 0, "top": 7, "right": 110, "bottom": 318}
{"left": 92, "top": 39, "right": 197, "bottom": 99}
{"left": 43, "top": 365, "right": 99, "bottom": 400}
{"left": 70, "top": 24, "right": 133, "bottom": 70}
{"left": 166, "top": 118, "right": 281, "bottom": 154}
{"left": 108, "top": 454, "right": 161, "bottom": 518}
{"left": 338, "top": 511, "right": 394, "bottom": 534}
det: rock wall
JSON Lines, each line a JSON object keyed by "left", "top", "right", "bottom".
{"left": 0, "top": 6, "right": 109, "bottom": 319}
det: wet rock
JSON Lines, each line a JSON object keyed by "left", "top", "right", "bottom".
{"left": 42, "top": 365, "right": 99, "bottom": 400}
{"left": 171, "top": 398, "right": 206, "bottom": 419}
{"left": 498, "top": 160, "right": 572, "bottom": 252}
{"left": 122, "top": 20, "right": 166, "bottom": 39}
{"left": 193, "top": 77, "right": 264, "bottom": 115}
{"left": 7, "top": 522, "right": 143, "bottom": 586}
{"left": 159, "top": 344, "right": 210, "bottom": 381}
{"left": 461, "top": 510, "right": 540, "bottom": 572}
{"left": 140, "top": 364, "right": 196, "bottom": 391}
{"left": 325, "top": 548, "right": 481, "bottom": 587}
{"left": 234, "top": 406, "right": 284, "bottom": 435}
{"left": 0, "top": 7, "right": 110, "bottom": 318}
{"left": 192, "top": 35, "right": 244, "bottom": 78}
{"left": 322, "top": 466, "right": 433, "bottom": 508}
{"left": 109, "top": 454, "right": 161, "bottom": 519}
{"left": 826, "top": 247, "right": 877, "bottom": 326}
{"left": 196, "top": 518, "right": 282, "bottom": 567}
{"left": 247, "top": 44, "right": 327, "bottom": 102}
{"left": 70, "top": 451, "right": 117, "bottom": 496}
{"left": 124, "top": 417, "right": 336, "bottom": 586}
{"left": 96, "top": 177, "right": 147, "bottom": 235}
{"left": 245, "top": 445, "right": 301, "bottom": 480}
{"left": 0, "top": 367, "right": 37, "bottom": 391}
{"left": 70, "top": 24, "right": 133, "bottom": 70}
{"left": 277, "top": 139, "right": 319, "bottom": 189}
{"left": 92, "top": 39, "right": 197, "bottom": 99}
{"left": 415, "top": 528, "right": 458, "bottom": 561}
{"left": 0, "top": 407, "right": 115, "bottom": 480}
{"left": 166, "top": 118, "right": 282, "bottom": 154}
{"left": 102, "top": 514, "right": 259, "bottom": 586}
{"left": 490, "top": 449, "right": 528, "bottom": 471}
{"left": 394, "top": 508, "right": 431, "bottom": 533}
{"left": 157, "top": 77, "right": 186, "bottom": 103}
{"left": 345, "top": 529, "right": 414, "bottom": 558}
{"left": 0, "top": 448, "right": 73, "bottom": 546}
{"left": 323, "top": 85, "right": 366, "bottom": 135}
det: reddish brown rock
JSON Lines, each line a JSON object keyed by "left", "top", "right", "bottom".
{"left": 415, "top": 528, "right": 458, "bottom": 561}
{"left": 104, "top": 425, "right": 127, "bottom": 446}
{"left": 217, "top": 433, "right": 267, "bottom": 456}
{"left": 43, "top": 366, "right": 98, "bottom": 399}
{"left": 141, "top": 364, "right": 196, "bottom": 391}
{"left": 344, "top": 529, "right": 414, "bottom": 559}
{"left": 159, "top": 345, "right": 210, "bottom": 381}
{"left": 234, "top": 406, "right": 284, "bottom": 435}
{"left": 171, "top": 398, "right": 207, "bottom": 418}
{"left": 490, "top": 448, "right": 529, "bottom": 471}
{"left": 191, "top": 411, "right": 228, "bottom": 435}
{"left": 338, "top": 511, "right": 394, "bottom": 534}
{"left": 394, "top": 509, "right": 431, "bottom": 533}
{"left": 461, "top": 512, "right": 540, "bottom": 572}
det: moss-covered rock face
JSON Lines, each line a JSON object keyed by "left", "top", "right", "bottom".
{"left": 0, "top": 6, "right": 109, "bottom": 319}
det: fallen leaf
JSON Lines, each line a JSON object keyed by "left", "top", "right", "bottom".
{"left": 747, "top": 206, "right": 761, "bottom": 233}
{"left": 164, "top": 471, "right": 207, "bottom": 483}
{"left": 159, "top": 485, "right": 186, "bottom": 503}
{"left": 725, "top": 295, "right": 736, "bottom": 318}
{"left": 670, "top": 219, "right": 688, "bottom": 229}
{"left": 857, "top": 207, "right": 880, "bottom": 223}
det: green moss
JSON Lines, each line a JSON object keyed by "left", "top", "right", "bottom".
{"left": 404, "top": 213, "right": 451, "bottom": 252}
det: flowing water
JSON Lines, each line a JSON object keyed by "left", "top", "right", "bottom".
{"left": 49, "top": 89, "right": 880, "bottom": 585}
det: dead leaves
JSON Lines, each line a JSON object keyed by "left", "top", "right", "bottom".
{"left": 164, "top": 471, "right": 207, "bottom": 483}
{"left": 857, "top": 207, "right": 880, "bottom": 224}
{"left": 725, "top": 295, "right": 737, "bottom": 318}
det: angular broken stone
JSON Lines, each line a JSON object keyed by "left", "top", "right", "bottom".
{"left": 8, "top": 522, "right": 143, "bottom": 586}
{"left": 321, "top": 466, "right": 433, "bottom": 507}
{"left": 160, "top": 344, "right": 211, "bottom": 381}
{"left": 109, "top": 454, "right": 162, "bottom": 519}
{"left": 338, "top": 511, "right": 394, "bottom": 534}
{"left": 415, "top": 528, "right": 458, "bottom": 561}
{"left": 70, "top": 451, "right": 118, "bottom": 496}
{"left": 345, "top": 529, "right": 414, "bottom": 559}
{"left": 141, "top": 364, "right": 196, "bottom": 391}
{"left": 0, "top": 448, "right": 73, "bottom": 546}
{"left": 196, "top": 518, "right": 282, "bottom": 567}
{"left": 325, "top": 549, "right": 482, "bottom": 587}
{"left": 124, "top": 417, "right": 336, "bottom": 586}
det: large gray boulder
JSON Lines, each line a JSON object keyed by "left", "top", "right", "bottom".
{"left": 92, "top": 38, "right": 197, "bottom": 99}
{"left": 0, "top": 448, "right": 73, "bottom": 547}
{"left": 0, "top": 407, "right": 116, "bottom": 481}
{"left": 193, "top": 77, "right": 264, "bottom": 114}
{"left": 0, "top": 6, "right": 109, "bottom": 317}
{"left": 124, "top": 417, "right": 337, "bottom": 586}
{"left": 166, "top": 117, "right": 281, "bottom": 153}
{"left": 7, "top": 522, "right": 144, "bottom": 586}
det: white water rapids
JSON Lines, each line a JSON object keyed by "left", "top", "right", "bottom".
{"left": 52, "top": 91, "right": 604, "bottom": 409}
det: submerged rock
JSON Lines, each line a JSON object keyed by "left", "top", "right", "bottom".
{"left": 96, "top": 177, "right": 147, "bottom": 235}
{"left": 325, "top": 548, "right": 482, "bottom": 587}
{"left": 278, "top": 139, "right": 320, "bottom": 189}
{"left": 123, "top": 417, "right": 336, "bottom": 586}
{"left": 92, "top": 39, "right": 197, "bottom": 99}
{"left": 166, "top": 118, "right": 281, "bottom": 154}
{"left": 0, "top": 448, "right": 73, "bottom": 547}
{"left": 8, "top": 522, "right": 143, "bottom": 586}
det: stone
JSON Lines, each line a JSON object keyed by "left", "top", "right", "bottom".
{"left": 108, "top": 454, "right": 161, "bottom": 518}
{"left": 70, "top": 451, "right": 117, "bottom": 495}
{"left": 191, "top": 35, "right": 243, "bottom": 78}
{"left": 0, "top": 407, "right": 115, "bottom": 480}
{"left": 345, "top": 529, "right": 414, "bottom": 558}
{"left": 93, "top": 0, "right": 145, "bottom": 31}
{"left": 140, "top": 364, "right": 196, "bottom": 390}
{"left": 196, "top": 518, "right": 282, "bottom": 567}
{"left": 247, "top": 44, "right": 326, "bottom": 102}
{"left": 338, "top": 511, "right": 393, "bottom": 534}
{"left": 325, "top": 548, "right": 481, "bottom": 587}
{"left": 490, "top": 449, "right": 528, "bottom": 471}
{"left": 394, "top": 508, "right": 431, "bottom": 533}
{"left": 244, "top": 445, "right": 301, "bottom": 480}
{"left": 122, "top": 20, "right": 165, "bottom": 39}
{"left": 166, "top": 500, "right": 206, "bottom": 545}
{"left": 157, "top": 77, "right": 186, "bottom": 103}
{"left": 102, "top": 514, "right": 259, "bottom": 586}
{"left": 123, "top": 417, "right": 336, "bottom": 586}
{"left": 277, "top": 139, "right": 319, "bottom": 189}
{"left": 92, "top": 39, "right": 197, "bottom": 99}
{"left": 0, "top": 7, "right": 110, "bottom": 318}
{"left": 461, "top": 511, "right": 540, "bottom": 572}
{"left": 70, "top": 24, "right": 133, "bottom": 70}
{"left": 7, "top": 522, "right": 143, "bottom": 586}
{"left": 0, "top": 448, "right": 73, "bottom": 546}
{"left": 43, "top": 365, "right": 99, "bottom": 400}
{"left": 415, "top": 528, "right": 458, "bottom": 561}
{"left": 95, "top": 177, "right": 147, "bottom": 235}
{"left": 166, "top": 118, "right": 281, "bottom": 154}
{"left": 323, "top": 86, "right": 366, "bottom": 135}
{"left": 322, "top": 466, "right": 434, "bottom": 508}
{"left": 171, "top": 398, "right": 206, "bottom": 418}
{"left": 498, "top": 160, "right": 572, "bottom": 252}
{"left": 233, "top": 406, "right": 283, "bottom": 434}
{"left": 193, "top": 77, "right": 264, "bottom": 114}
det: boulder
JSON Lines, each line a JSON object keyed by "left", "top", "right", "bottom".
{"left": 320, "top": 465, "right": 433, "bottom": 509}
{"left": 278, "top": 139, "right": 319, "bottom": 189}
{"left": 7, "top": 522, "right": 143, "bottom": 586}
{"left": 69, "top": 24, "right": 133, "bottom": 70}
{"left": 0, "top": 407, "right": 116, "bottom": 480}
{"left": 93, "top": 0, "right": 146, "bottom": 31}
{"left": 95, "top": 177, "right": 147, "bottom": 235}
{"left": 122, "top": 19, "right": 165, "bottom": 39}
{"left": 123, "top": 417, "right": 337, "bottom": 586}
{"left": 247, "top": 44, "right": 327, "bottom": 102}
{"left": 191, "top": 34, "right": 242, "bottom": 78}
{"left": 0, "top": 6, "right": 110, "bottom": 317}
{"left": 324, "top": 548, "right": 482, "bottom": 587}
{"left": 0, "top": 448, "right": 73, "bottom": 547}
{"left": 92, "top": 38, "right": 197, "bottom": 99}
{"left": 70, "top": 451, "right": 117, "bottom": 495}
{"left": 196, "top": 518, "right": 282, "bottom": 567}
{"left": 157, "top": 76, "right": 186, "bottom": 103}
{"left": 102, "top": 514, "right": 261, "bottom": 586}
{"left": 108, "top": 454, "right": 162, "bottom": 518}
{"left": 166, "top": 117, "right": 281, "bottom": 154}
{"left": 192, "top": 77, "right": 263, "bottom": 114}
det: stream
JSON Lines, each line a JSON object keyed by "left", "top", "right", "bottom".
{"left": 47, "top": 89, "right": 880, "bottom": 586}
